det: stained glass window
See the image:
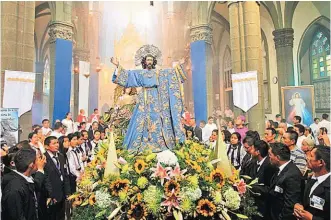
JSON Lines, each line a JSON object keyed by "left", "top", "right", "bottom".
{"left": 310, "top": 30, "right": 330, "bottom": 79}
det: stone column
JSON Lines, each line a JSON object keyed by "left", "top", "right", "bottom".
{"left": 73, "top": 48, "right": 90, "bottom": 119}
{"left": 32, "top": 62, "right": 44, "bottom": 124}
{"left": 1, "top": 2, "right": 35, "bottom": 140}
{"left": 190, "top": 24, "right": 214, "bottom": 123}
{"left": 88, "top": 4, "right": 101, "bottom": 115}
{"left": 48, "top": 21, "right": 74, "bottom": 124}
{"left": 228, "top": 1, "right": 265, "bottom": 134}
{"left": 273, "top": 28, "right": 294, "bottom": 114}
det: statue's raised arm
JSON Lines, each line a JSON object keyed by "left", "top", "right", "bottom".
{"left": 110, "top": 57, "right": 144, "bottom": 88}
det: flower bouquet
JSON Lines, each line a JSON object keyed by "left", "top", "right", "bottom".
{"left": 70, "top": 138, "right": 260, "bottom": 220}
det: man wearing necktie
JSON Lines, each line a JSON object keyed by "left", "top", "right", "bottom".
{"left": 294, "top": 146, "right": 330, "bottom": 220}
{"left": 250, "top": 140, "right": 278, "bottom": 219}
{"left": 2, "top": 148, "right": 44, "bottom": 220}
{"left": 44, "top": 136, "right": 71, "bottom": 220}
{"left": 266, "top": 142, "right": 303, "bottom": 220}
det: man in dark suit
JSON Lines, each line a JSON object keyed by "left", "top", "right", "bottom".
{"left": 250, "top": 140, "right": 278, "bottom": 219}
{"left": 44, "top": 136, "right": 71, "bottom": 220}
{"left": 266, "top": 142, "right": 303, "bottom": 220}
{"left": 240, "top": 136, "right": 256, "bottom": 178}
{"left": 191, "top": 118, "right": 202, "bottom": 142}
{"left": 294, "top": 146, "right": 330, "bottom": 220}
{"left": 2, "top": 148, "right": 44, "bottom": 220}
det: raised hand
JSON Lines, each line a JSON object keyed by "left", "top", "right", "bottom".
{"left": 110, "top": 57, "right": 119, "bottom": 67}
{"left": 36, "top": 154, "right": 46, "bottom": 171}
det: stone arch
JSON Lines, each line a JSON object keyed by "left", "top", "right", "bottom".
{"left": 284, "top": 1, "right": 299, "bottom": 28}
{"left": 261, "top": 1, "right": 281, "bottom": 29}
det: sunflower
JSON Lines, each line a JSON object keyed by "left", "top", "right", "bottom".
{"left": 196, "top": 199, "right": 216, "bottom": 217}
{"left": 88, "top": 194, "right": 96, "bottom": 205}
{"left": 134, "top": 159, "right": 147, "bottom": 174}
{"left": 127, "top": 203, "right": 148, "bottom": 220}
{"left": 164, "top": 179, "right": 180, "bottom": 196}
{"left": 229, "top": 167, "right": 240, "bottom": 183}
{"left": 72, "top": 197, "right": 82, "bottom": 207}
{"left": 89, "top": 159, "right": 98, "bottom": 167}
{"left": 109, "top": 179, "right": 130, "bottom": 196}
{"left": 210, "top": 168, "right": 225, "bottom": 188}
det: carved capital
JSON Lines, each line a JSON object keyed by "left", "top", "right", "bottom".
{"left": 273, "top": 28, "right": 294, "bottom": 48}
{"left": 190, "top": 24, "right": 213, "bottom": 44}
{"left": 74, "top": 48, "right": 90, "bottom": 62}
{"left": 48, "top": 21, "right": 74, "bottom": 43}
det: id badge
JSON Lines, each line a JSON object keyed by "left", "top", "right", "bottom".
{"left": 275, "top": 186, "right": 284, "bottom": 193}
{"left": 310, "top": 195, "right": 325, "bottom": 210}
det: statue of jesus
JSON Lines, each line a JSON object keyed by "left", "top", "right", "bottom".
{"left": 110, "top": 45, "right": 186, "bottom": 152}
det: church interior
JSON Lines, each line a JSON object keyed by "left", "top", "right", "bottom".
{"left": 1, "top": 1, "right": 330, "bottom": 139}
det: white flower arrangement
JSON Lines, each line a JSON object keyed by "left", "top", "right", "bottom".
{"left": 95, "top": 190, "right": 112, "bottom": 209}
{"left": 180, "top": 187, "right": 202, "bottom": 202}
{"left": 223, "top": 187, "right": 241, "bottom": 210}
{"left": 156, "top": 150, "right": 178, "bottom": 166}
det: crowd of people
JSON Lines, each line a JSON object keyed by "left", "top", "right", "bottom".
{"left": 1, "top": 105, "right": 330, "bottom": 220}
{"left": 181, "top": 110, "right": 330, "bottom": 220}
{"left": 0, "top": 108, "right": 109, "bottom": 220}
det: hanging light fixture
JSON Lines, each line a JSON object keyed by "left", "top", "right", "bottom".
{"left": 83, "top": 72, "right": 90, "bottom": 78}
{"left": 96, "top": 66, "right": 102, "bottom": 73}
{"left": 74, "top": 67, "right": 79, "bottom": 74}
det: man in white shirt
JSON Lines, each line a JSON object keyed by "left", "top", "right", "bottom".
{"left": 202, "top": 117, "right": 217, "bottom": 143}
{"left": 318, "top": 113, "right": 331, "bottom": 134}
{"left": 50, "top": 122, "right": 64, "bottom": 138}
{"left": 90, "top": 130, "right": 102, "bottom": 160}
{"left": 41, "top": 119, "right": 52, "bottom": 137}
{"left": 294, "top": 124, "right": 306, "bottom": 149}
{"left": 309, "top": 118, "right": 320, "bottom": 138}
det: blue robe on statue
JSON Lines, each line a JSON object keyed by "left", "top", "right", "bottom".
{"left": 112, "top": 65, "right": 186, "bottom": 152}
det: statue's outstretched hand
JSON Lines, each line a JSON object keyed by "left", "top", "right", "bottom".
{"left": 110, "top": 57, "right": 119, "bottom": 67}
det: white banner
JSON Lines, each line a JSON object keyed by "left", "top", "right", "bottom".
{"left": 3, "top": 70, "right": 36, "bottom": 116}
{"left": 79, "top": 61, "right": 90, "bottom": 116}
{"left": 232, "top": 71, "right": 258, "bottom": 112}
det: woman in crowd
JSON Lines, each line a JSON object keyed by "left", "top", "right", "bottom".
{"left": 227, "top": 120, "right": 235, "bottom": 134}
{"left": 317, "top": 127, "right": 330, "bottom": 146}
{"left": 221, "top": 130, "right": 231, "bottom": 145}
{"left": 226, "top": 132, "right": 246, "bottom": 169}
{"left": 304, "top": 127, "right": 315, "bottom": 141}
{"left": 185, "top": 127, "right": 196, "bottom": 141}
{"left": 62, "top": 112, "right": 75, "bottom": 135}
{"left": 301, "top": 138, "right": 315, "bottom": 156}
{"left": 265, "top": 120, "right": 274, "bottom": 129}
{"left": 301, "top": 138, "right": 316, "bottom": 181}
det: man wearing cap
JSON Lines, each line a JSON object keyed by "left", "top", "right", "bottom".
{"left": 235, "top": 115, "right": 249, "bottom": 141}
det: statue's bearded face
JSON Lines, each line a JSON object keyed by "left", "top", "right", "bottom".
{"left": 145, "top": 56, "right": 154, "bottom": 69}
